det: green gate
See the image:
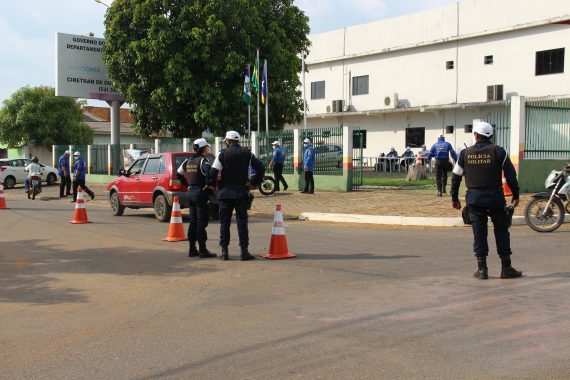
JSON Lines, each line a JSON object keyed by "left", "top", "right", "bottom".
{"left": 524, "top": 97, "right": 570, "bottom": 159}
{"left": 257, "top": 130, "right": 294, "bottom": 173}
{"left": 352, "top": 129, "right": 364, "bottom": 190}
{"left": 482, "top": 102, "right": 511, "bottom": 150}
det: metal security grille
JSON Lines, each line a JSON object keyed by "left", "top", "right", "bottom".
{"left": 257, "top": 131, "right": 294, "bottom": 173}
{"left": 352, "top": 129, "right": 364, "bottom": 189}
{"left": 482, "top": 102, "right": 511, "bottom": 150}
{"left": 525, "top": 97, "right": 570, "bottom": 159}
{"left": 159, "top": 138, "right": 183, "bottom": 153}
{"left": 90, "top": 145, "right": 109, "bottom": 174}
{"left": 301, "top": 127, "right": 343, "bottom": 175}
{"left": 216, "top": 136, "right": 252, "bottom": 155}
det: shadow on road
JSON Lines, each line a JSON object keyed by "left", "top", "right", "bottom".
{"left": 296, "top": 253, "right": 421, "bottom": 260}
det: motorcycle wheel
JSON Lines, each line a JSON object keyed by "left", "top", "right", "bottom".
{"left": 524, "top": 197, "right": 565, "bottom": 232}
{"left": 32, "top": 186, "right": 38, "bottom": 200}
{"left": 27, "top": 189, "right": 31, "bottom": 199}
{"left": 258, "top": 176, "right": 277, "bottom": 196}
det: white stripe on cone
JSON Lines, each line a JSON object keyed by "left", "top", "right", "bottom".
{"left": 170, "top": 216, "right": 183, "bottom": 224}
{"left": 272, "top": 210, "right": 286, "bottom": 235}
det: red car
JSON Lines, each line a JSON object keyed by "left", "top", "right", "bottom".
{"left": 107, "top": 152, "right": 216, "bottom": 222}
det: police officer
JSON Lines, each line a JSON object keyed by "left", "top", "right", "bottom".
{"left": 58, "top": 150, "right": 71, "bottom": 198}
{"left": 71, "top": 151, "right": 95, "bottom": 202}
{"left": 301, "top": 138, "right": 315, "bottom": 194}
{"left": 430, "top": 135, "right": 458, "bottom": 196}
{"left": 209, "top": 131, "right": 265, "bottom": 261}
{"left": 269, "top": 141, "right": 288, "bottom": 192}
{"left": 450, "top": 122, "right": 522, "bottom": 280}
{"left": 178, "top": 138, "right": 217, "bottom": 258}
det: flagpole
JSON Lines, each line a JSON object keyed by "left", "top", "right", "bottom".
{"left": 256, "top": 49, "right": 260, "bottom": 133}
{"left": 248, "top": 64, "right": 251, "bottom": 138}
{"left": 302, "top": 50, "right": 307, "bottom": 131}
{"left": 264, "top": 59, "right": 269, "bottom": 133}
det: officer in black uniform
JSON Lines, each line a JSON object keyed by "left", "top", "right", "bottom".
{"left": 178, "top": 138, "right": 217, "bottom": 258}
{"left": 450, "top": 122, "right": 522, "bottom": 280}
{"left": 209, "top": 131, "right": 265, "bottom": 261}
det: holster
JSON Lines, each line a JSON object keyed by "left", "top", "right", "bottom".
{"left": 504, "top": 205, "right": 515, "bottom": 228}
{"left": 462, "top": 205, "right": 472, "bottom": 225}
{"left": 247, "top": 192, "right": 254, "bottom": 210}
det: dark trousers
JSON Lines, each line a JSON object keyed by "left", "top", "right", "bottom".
{"left": 273, "top": 163, "right": 288, "bottom": 191}
{"left": 469, "top": 204, "right": 511, "bottom": 258}
{"left": 187, "top": 187, "right": 209, "bottom": 245}
{"left": 72, "top": 178, "right": 94, "bottom": 201}
{"left": 219, "top": 197, "right": 249, "bottom": 248}
{"left": 304, "top": 171, "right": 314, "bottom": 193}
{"left": 435, "top": 159, "right": 449, "bottom": 192}
{"left": 60, "top": 174, "right": 71, "bottom": 197}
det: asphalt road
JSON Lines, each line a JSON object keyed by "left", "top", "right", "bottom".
{"left": 1, "top": 195, "right": 569, "bottom": 379}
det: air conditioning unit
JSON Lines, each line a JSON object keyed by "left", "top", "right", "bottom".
{"left": 332, "top": 99, "right": 344, "bottom": 113}
{"left": 383, "top": 93, "right": 399, "bottom": 109}
{"left": 487, "top": 85, "right": 503, "bottom": 101}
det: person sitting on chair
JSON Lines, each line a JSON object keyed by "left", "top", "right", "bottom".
{"left": 400, "top": 147, "right": 415, "bottom": 171}
{"left": 386, "top": 147, "right": 398, "bottom": 172}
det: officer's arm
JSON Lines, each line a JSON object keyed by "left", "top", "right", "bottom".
{"left": 208, "top": 153, "right": 223, "bottom": 186}
{"left": 201, "top": 157, "right": 212, "bottom": 182}
{"left": 250, "top": 155, "right": 265, "bottom": 186}
{"left": 450, "top": 151, "right": 465, "bottom": 203}
{"left": 501, "top": 150, "right": 520, "bottom": 201}
{"left": 450, "top": 146, "right": 458, "bottom": 162}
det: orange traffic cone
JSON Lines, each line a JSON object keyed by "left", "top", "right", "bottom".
{"left": 415, "top": 156, "right": 422, "bottom": 167}
{"left": 502, "top": 174, "right": 513, "bottom": 197}
{"left": 70, "top": 186, "right": 92, "bottom": 224}
{"left": 262, "top": 204, "right": 296, "bottom": 259}
{"left": 0, "top": 182, "right": 8, "bottom": 209}
{"left": 162, "top": 196, "right": 186, "bottom": 242}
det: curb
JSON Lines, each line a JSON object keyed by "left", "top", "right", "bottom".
{"left": 298, "top": 212, "right": 570, "bottom": 227}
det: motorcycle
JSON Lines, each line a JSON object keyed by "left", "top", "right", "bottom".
{"left": 524, "top": 163, "right": 570, "bottom": 232}
{"left": 27, "top": 175, "right": 42, "bottom": 200}
{"left": 258, "top": 175, "right": 277, "bottom": 196}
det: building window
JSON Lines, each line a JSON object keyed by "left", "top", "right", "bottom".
{"left": 352, "top": 75, "right": 369, "bottom": 96}
{"left": 353, "top": 130, "right": 367, "bottom": 148}
{"left": 536, "top": 48, "right": 565, "bottom": 76}
{"left": 484, "top": 55, "right": 493, "bottom": 65}
{"left": 464, "top": 124, "right": 473, "bottom": 133}
{"left": 487, "top": 85, "right": 504, "bottom": 101}
{"left": 311, "top": 81, "right": 325, "bottom": 100}
{"left": 446, "top": 61, "right": 454, "bottom": 70}
{"left": 405, "top": 127, "right": 425, "bottom": 148}
{"left": 445, "top": 125, "right": 454, "bottom": 134}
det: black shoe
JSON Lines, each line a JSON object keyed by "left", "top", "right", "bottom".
{"left": 501, "top": 266, "right": 522, "bottom": 279}
{"left": 198, "top": 244, "right": 217, "bottom": 258}
{"left": 283, "top": 184, "right": 288, "bottom": 191}
{"left": 220, "top": 246, "right": 229, "bottom": 261}
{"left": 307, "top": 191, "right": 314, "bottom": 194}
{"left": 240, "top": 247, "right": 255, "bottom": 261}
{"left": 90, "top": 193, "right": 95, "bottom": 200}
{"left": 300, "top": 190, "right": 306, "bottom": 193}
{"left": 443, "top": 188, "right": 447, "bottom": 194}
{"left": 189, "top": 243, "right": 199, "bottom": 257}
{"left": 437, "top": 192, "right": 442, "bottom": 197}
{"left": 71, "top": 199, "right": 76, "bottom": 203}
{"left": 474, "top": 269, "right": 489, "bottom": 280}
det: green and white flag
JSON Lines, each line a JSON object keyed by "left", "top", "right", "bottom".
{"left": 242, "top": 66, "right": 252, "bottom": 105}
{"left": 251, "top": 55, "right": 260, "bottom": 93}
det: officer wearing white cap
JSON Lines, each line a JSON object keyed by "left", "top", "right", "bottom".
{"left": 178, "top": 138, "right": 216, "bottom": 258}
{"left": 209, "top": 131, "right": 265, "bottom": 260}
{"left": 301, "top": 138, "right": 315, "bottom": 193}
{"left": 58, "top": 150, "right": 72, "bottom": 198}
{"left": 450, "top": 122, "right": 522, "bottom": 280}
{"left": 71, "top": 151, "right": 95, "bottom": 202}
{"left": 269, "top": 140, "right": 288, "bottom": 192}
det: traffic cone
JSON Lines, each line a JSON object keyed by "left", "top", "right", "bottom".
{"left": 0, "top": 182, "right": 8, "bottom": 209}
{"left": 502, "top": 173, "right": 513, "bottom": 197}
{"left": 69, "top": 186, "right": 92, "bottom": 224}
{"left": 262, "top": 204, "right": 296, "bottom": 259}
{"left": 415, "top": 156, "right": 422, "bottom": 166}
{"left": 162, "top": 196, "right": 186, "bottom": 242}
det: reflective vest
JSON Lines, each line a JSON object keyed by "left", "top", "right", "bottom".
{"left": 185, "top": 156, "right": 207, "bottom": 187}
{"left": 463, "top": 144, "right": 502, "bottom": 189}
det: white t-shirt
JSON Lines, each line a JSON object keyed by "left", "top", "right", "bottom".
{"left": 25, "top": 163, "right": 43, "bottom": 177}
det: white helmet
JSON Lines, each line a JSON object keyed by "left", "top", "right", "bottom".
{"left": 225, "top": 131, "right": 240, "bottom": 140}
{"left": 73, "top": 151, "right": 80, "bottom": 157}
{"left": 271, "top": 141, "right": 280, "bottom": 146}
{"left": 474, "top": 122, "right": 493, "bottom": 137}
{"left": 193, "top": 138, "right": 210, "bottom": 149}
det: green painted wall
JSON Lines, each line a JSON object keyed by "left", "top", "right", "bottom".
{"left": 281, "top": 171, "right": 350, "bottom": 192}
{"left": 87, "top": 174, "right": 117, "bottom": 184}
{"left": 519, "top": 159, "right": 567, "bottom": 193}
{"left": 7, "top": 148, "right": 24, "bottom": 158}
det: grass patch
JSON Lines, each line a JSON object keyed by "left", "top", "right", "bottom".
{"left": 361, "top": 177, "right": 436, "bottom": 187}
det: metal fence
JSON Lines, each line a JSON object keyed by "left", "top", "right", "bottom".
{"left": 524, "top": 97, "right": 570, "bottom": 159}
{"left": 352, "top": 129, "right": 365, "bottom": 189}
{"left": 301, "top": 127, "right": 343, "bottom": 175}
{"left": 159, "top": 138, "right": 183, "bottom": 153}
{"left": 216, "top": 136, "right": 252, "bottom": 154}
{"left": 482, "top": 102, "right": 511, "bottom": 150}
{"left": 257, "top": 131, "right": 294, "bottom": 173}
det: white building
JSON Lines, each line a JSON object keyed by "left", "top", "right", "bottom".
{"left": 296, "top": 0, "right": 570, "bottom": 157}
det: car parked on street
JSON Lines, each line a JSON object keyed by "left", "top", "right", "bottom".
{"left": 0, "top": 158, "right": 59, "bottom": 189}
{"left": 107, "top": 152, "right": 218, "bottom": 222}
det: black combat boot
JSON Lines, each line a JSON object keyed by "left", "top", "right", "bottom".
{"left": 188, "top": 242, "right": 199, "bottom": 257}
{"left": 220, "top": 246, "right": 229, "bottom": 261}
{"left": 474, "top": 256, "right": 488, "bottom": 279}
{"left": 240, "top": 246, "right": 255, "bottom": 261}
{"left": 198, "top": 242, "right": 217, "bottom": 258}
{"left": 442, "top": 185, "right": 447, "bottom": 194}
{"left": 500, "top": 257, "right": 522, "bottom": 279}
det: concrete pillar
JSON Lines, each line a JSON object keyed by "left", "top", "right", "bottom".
{"left": 343, "top": 126, "right": 353, "bottom": 191}
{"left": 154, "top": 139, "right": 160, "bottom": 154}
{"left": 293, "top": 129, "right": 301, "bottom": 172}
{"left": 87, "top": 145, "right": 92, "bottom": 175}
{"left": 52, "top": 146, "right": 56, "bottom": 167}
{"left": 183, "top": 138, "right": 190, "bottom": 152}
{"left": 107, "top": 144, "right": 112, "bottom": 175}
{"left": 214, "top": 137, "right": 222, "bottom": 156}
{"left": 509, "top": 96, "right": 526, "bottom": 172}
{"left": 251, "top": 132, "right": 258, "bottom": 156}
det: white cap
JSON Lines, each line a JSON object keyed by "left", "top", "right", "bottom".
{"left": 303, "top": 138, "right": 311, "bottom": 144}
{"left": 474, "top": 122, "right": 494, "bottom": 137}
{"left": 406, "top": 146, "right": 411, "bottom": 151}
{"left": 64, "top": 150, "right": 70, "bottom": 155}
{"left": 225, "top": 131, "right": 240, "bottom": 140}
{"left": 73, "top": 151, "right": 80, "bottom": 156}
{"left": 271, "top": 141, "right": 280, "bottom": 146}
{"left": 193, "top": 138, "right": 210, "bottom": 148}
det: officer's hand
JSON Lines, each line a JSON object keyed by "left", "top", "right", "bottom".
{"left": 304, "top": 166, "right": 308, "bottom": 171}
{"left": 452, "top": 200, "right": 461, "bottom": 210}
{"left": 511, "top": 198, "right": 520, "bottom": 208}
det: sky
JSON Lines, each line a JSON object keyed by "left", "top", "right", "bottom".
{"left": 0, "top": 0, "right": 459, "bottom": 107}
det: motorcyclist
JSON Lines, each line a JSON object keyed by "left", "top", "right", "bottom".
{"left": 24, "top": 157, "right": 43, "bottom": 193}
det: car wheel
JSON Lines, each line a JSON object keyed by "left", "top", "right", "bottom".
{"left": 46, "top": 173, "right": 57, "bottom": 186}
{"left": 154, "top": 194, "right": 172, "bottom": 222}
{"left": 110, "top": 192, "right": 125, "bottom": 216}
{"left": 3, "top": 176, "right": 16, "bottom": 189}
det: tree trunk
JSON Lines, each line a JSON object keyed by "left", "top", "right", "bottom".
{"left": 406, "top": 164, "right": 427, "bottom": 181}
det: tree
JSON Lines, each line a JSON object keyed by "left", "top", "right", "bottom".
{"left": 0, "top": 86, "right": 93, "bottom": 148}
{"left": 103, "top": 0, "right": 310, "bottom": 137}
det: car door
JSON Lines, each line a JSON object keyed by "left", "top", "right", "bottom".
{"left": 137, "top": 156, "right": 162, "bottom": 205}
{"left": 15, "top": 159, "right": 29, "bottom": 182}
{"left": 120, "top": 158, "right": 146, "bottom": 205}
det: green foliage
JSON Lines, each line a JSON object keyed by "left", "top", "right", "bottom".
{"left": 103, "top": 0, "right": 310, "bottom": 137}
{"left": 0, "top": 87, "right": 93, "bottom": 148}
